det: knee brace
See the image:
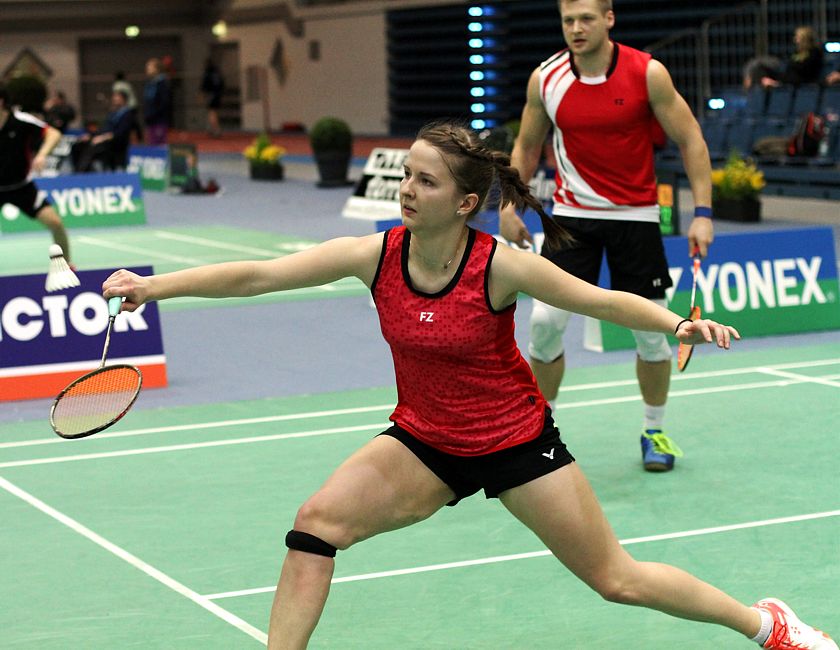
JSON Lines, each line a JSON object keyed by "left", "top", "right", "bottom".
{"left": 285, "top": 530, "right": 337, "bottom": 558}
{"left": 528, "top": 300, "right": 572, "bottom": 363}
{"left": 631, "top": 300, "right": 673, "bottom": 363}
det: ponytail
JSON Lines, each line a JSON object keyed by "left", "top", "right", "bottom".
{"left": 493, "top": 154, "right": 573, "bottom": 252}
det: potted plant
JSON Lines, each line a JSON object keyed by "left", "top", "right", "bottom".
{"left": 309, "top": 116, "right": 353, "bottom": 187}
{"left": 711, "top": 151, "right": 766, "bottom": 221}
{"left": 243, "top": 133, "right": 285, "bottom": 181}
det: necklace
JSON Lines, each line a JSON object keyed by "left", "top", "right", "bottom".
{"left": 413, "top": 228, "right": 467, "bottom": 271}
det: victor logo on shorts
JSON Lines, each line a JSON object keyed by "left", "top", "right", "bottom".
{"left": 542, "top": 448, "right": 555, "bottom": 460}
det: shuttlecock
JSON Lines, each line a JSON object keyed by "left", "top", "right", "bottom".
{"left": 45, "top": 244, "right": 80, "bottom": 292}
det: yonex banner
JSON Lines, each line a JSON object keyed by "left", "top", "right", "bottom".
{"left": 0, "top": 267, "right": 167, "bottom": 401}
{"left": 128, "top": 145, "right": 169, "bottom": 191}
{"left": 584, "top": 227, "right": 840, "bottom": 351}
{"left": 0, "top": 172, "right": 146, "bottom": 233}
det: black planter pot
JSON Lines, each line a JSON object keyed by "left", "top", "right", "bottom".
{"left": 249, "top": 163, "right": 284, "bottom": 181}
{"left": 712, "top": 196, "right": 761, "bottom": 222}
{"left": 314, "top": 150, "right": 352, "bottom": 187}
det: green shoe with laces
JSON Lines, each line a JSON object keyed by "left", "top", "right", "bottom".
{"left": 640, "top": 429, "right": 684, "bottom": 472}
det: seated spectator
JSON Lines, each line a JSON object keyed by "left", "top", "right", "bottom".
{"left": 43, "top": 90, "right": 76, "bottom": 132}
{"left": 761, "top": 26, "right": 824, "bottom": 88}
{"left": 71, "top": 90, "right": 135, "bottom": 172}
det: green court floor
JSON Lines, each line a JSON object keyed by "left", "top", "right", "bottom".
{"left": 2, "top": 226, "right": 367, "bottom": 309}
{"left": 1, "top": 345, "right": 838, "bottom": 648}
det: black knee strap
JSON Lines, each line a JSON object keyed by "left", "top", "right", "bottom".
{"left": 285, "top": 530, "right": 337, "bottom": 557}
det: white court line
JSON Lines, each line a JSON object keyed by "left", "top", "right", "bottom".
{"left": 0, "top": 424, "right": 384, "bottom": 469}
{"left": 756, "top": 366, "right": 840, "bottom": 389}
{"left": 154, "top": 230, "right": 289, "bottom": 258}
{"left": 77, "top": 235, "right": 206, "bottom": 265}
{"left": 0, "top": 475, "right": 267, "bottom": 645}
{"left": 3, "top": 362, "right": 839, "bottom": 455}
{"left": 0, "top": 376, "right": 820, "bottom": 464}
{"left": 0, "top": 404, "right": 394, "bottom": 450}
{"left": 1, "top": 371, "right": 835, "bottom": 469}
{"left": 203, "top": 509, "right": 840, "bottom": 600}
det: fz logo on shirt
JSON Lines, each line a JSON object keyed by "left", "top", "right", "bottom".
{"left": 419, "top": 311, "right": 435, "bottom": 322}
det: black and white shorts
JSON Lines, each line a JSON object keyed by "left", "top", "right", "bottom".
{"left": 379, "top": 409, "right": 575, "bottom": 505}
{"left": 545, "top": 216, "right": 672, "bottom": 299}
{"left": 0, "top": 182, "right": 50, "bottom": 219}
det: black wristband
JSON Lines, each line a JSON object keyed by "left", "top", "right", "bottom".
{"left": 674, "top": 318, "right": 692, "bottom": 335}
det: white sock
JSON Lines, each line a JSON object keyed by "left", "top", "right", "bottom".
{"left": 750, "top": 607, "right": 773, "bottom": 646}
{"left": 644, "top": 404, "right": 666, "bottom": 431}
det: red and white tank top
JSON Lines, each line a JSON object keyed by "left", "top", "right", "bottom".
{"left": 371, "top": 226, "right": 547, "bottom": 456}
{"left": 540, "top": 42, "right": 659, "bottom": 222}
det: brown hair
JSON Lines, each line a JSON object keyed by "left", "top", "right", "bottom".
{"left": 560, "top": 0, "right": 613, "bottom": 13}
{"left": 416, "top": 121, "right": 572, "bottom": 252}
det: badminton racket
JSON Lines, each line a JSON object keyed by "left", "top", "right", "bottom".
{"left": 676, "top": 248, "right": 702, "bottom": 372}
{"left": 50, "top": 296, "right": 142, "bottom": 439}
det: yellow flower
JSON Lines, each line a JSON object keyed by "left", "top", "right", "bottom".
{"left": 712, "top": 152, "right": 764, "bottom": 200}
{"left": 260, "top": 145, "right": 286, "bottom": 163}
{"left": 243, "top": 135, "right": 284, "bottom": 164}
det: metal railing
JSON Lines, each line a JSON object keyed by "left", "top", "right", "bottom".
{"left": 646, "top": 0, "right": 832, "bottom": 117}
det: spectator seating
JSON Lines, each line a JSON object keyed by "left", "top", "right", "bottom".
{"left": 765, "top": 86, "right": 794, "bottom": 118}
{"left": 658, "top": 83, "right": 840, "bottom": 199}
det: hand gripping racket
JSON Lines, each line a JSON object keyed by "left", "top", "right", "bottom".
{"left": 50, "top": 296, "right": 142, "bottom": 439}
{"left": 677, "top": 249, "right": 702, "bottom": 372}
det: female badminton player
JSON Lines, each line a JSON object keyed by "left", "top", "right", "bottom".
{"left": 102, "top": 121, "right": 835, "bottom": 650}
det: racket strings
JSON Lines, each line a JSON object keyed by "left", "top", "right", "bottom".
{"left": 51, "top": 366, "right": 142, "bottom": 437}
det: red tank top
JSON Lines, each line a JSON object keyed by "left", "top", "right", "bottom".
{"left": 540, "top": 42, "right": 659, "bottom": 221}
{"left": 372, "top": 226, "right": 547, "bottom": 456}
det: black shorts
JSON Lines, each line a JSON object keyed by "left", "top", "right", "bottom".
{"left": 378, "top": 409, "right": 575, "bottom": 505}
{"left": 544, "top": 217, "right": 672, "bottom": 299}
{"left": 0, "top": 182, "right": 49, "bottom": 219}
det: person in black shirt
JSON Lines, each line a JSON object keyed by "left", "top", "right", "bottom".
{"left": 200, "top": 59, "right": 224, "bottom": 137}
{"left": 44, "top": 90, "right": 77, "bottom": 133}
{"left": 71, "top": 90, "right": 136, "bottom": 172}
{"left": 0, "top": 83, "right": 72, "bottom": 263}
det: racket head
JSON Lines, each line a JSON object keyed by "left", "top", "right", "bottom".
{"left": 676, "top": 305, "right": 702, "bottom": 372}
{"left": 50, "top": 364, "right": 142, "bottom": 439}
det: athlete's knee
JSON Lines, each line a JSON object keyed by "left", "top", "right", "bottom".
{"left": 587, "top": 561, "right": 645, "bottom": 606}
{"left": 529, "top": 301, "right": 572, "bottom": 363}
{"left": 632, "top": 329, "right": 672, "bottom": 363}
{"left": 36, "top": 206, "right": 63, "bottom": 231}
{"left": 291, "top": 497, "right": 352, "bottom": 551}
{"left": 285, "top": 530, "right": 337, "bottom": 558}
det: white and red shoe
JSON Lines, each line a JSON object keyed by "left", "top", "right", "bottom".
{"left": 753, "top": 598, "right": 838, "bottom": 649}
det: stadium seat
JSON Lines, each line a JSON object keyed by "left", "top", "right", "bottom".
{"left": 765, "top": 86, "right": 794, "bottom": 118}
{"left": 819, "top": 85, "right": 840, "bottom": 115}
{"left": 702, "top": 120, "right": 730, "bottom": 160}
{"left": 726, "top": 118, "right": 755, "bottom": 156}
{"left": 745, "top": 87, "right": 767, "bottom": 117}
{"left": 790, "top": 84, "right": 821, "bottom": 116}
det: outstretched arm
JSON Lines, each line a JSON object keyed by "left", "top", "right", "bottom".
{"left": 490, "top": 244, "right": 739, "bottom": 347}
{"left": 103, "top": 233, "right": 383, "bottom": 311}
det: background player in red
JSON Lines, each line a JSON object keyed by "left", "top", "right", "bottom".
{"left": 103, "top": 121, "right": 833, "bottom": 650}
{"left": 500, "top": 0, "right": 714, "bottom": 471}
{"left": 0, "top": 83, "right": 72, "bottom": 263}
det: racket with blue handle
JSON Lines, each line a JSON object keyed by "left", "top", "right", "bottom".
{"left": 50, "top": 296, "right": 143, "bottom": 439}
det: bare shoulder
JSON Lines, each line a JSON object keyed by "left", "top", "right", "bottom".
{"left": 488, "top": 242, "right": 545, "bottom": 306}
{"left": 646, "top": 58, "right": 676, "bottom": 101}
{"left": 342, "top": 231, "right": 386, "bottom": 284}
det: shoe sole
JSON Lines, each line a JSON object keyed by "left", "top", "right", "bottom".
{"left": 644, "top": 462, "right": 673, "bottom": 472}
